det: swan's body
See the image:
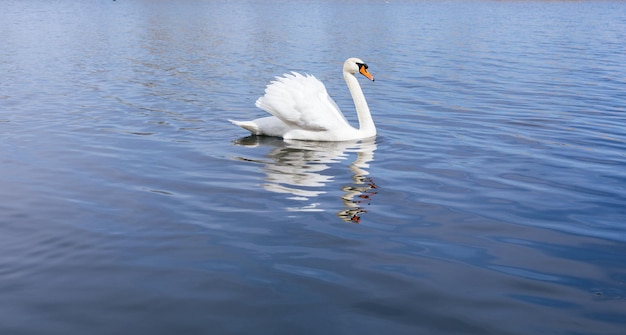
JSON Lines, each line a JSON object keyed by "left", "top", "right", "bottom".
{"left": 230, "top": 57, "right": 375, "bottom": 141}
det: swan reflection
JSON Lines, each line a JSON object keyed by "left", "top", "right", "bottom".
{"left": 234, "top": 136, "right": 378, "bottom": 223}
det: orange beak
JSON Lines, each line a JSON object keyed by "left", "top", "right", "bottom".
{"left": 359, "top": 66, "right": 374, "bottom": 81}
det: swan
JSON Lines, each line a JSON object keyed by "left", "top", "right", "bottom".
{"left": 230, "top": 57, "right": 375, "bottom": 141}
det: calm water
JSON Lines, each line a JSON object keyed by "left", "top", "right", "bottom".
{"left": 1, "top": 0, "right": 625, "bottom": 334}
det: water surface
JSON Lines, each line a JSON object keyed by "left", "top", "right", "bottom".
{"left": 1, "top": 1, "right": 625, "bottom": 334}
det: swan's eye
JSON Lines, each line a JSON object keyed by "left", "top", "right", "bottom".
{"left": 357, "top": 63, "right": 368, "bottom": 70}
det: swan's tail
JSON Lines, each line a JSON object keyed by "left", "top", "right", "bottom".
{"left": 229, "top": 119, "right": 260, "bottom": 135}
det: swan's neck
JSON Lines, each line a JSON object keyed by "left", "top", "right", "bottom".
{"left": 344, "top": 72, "right": 375, "bottom": 135}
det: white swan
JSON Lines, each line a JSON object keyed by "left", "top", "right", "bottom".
{"left": 230, "top": 57, "right": 375, "bottom": 141}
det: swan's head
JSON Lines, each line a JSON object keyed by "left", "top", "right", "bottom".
{"left": 344, "top": 57, "right": 374, "bottom": 81}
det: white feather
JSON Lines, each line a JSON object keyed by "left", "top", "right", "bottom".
{"left": 255, "top": 72, "right": 348, "bottom": 131}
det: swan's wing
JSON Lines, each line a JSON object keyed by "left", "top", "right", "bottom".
{"left": 255, "top": 72, "right": 349, "bottom": 131}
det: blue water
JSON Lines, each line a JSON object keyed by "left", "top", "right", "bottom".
{"left": 1, "top": 1, "right": 625, "bottom": 334}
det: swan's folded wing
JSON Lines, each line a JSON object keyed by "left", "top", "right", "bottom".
{"left": 255, "top": 72, "right": 349, "bottom": 131}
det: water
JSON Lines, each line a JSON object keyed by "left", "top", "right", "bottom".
{"left": 1, "top": 0, "right": 625, "bottom": 334}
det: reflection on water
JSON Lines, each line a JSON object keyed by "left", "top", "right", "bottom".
{"left": 234, "top": 136, "right": 378, "bottom": 223}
